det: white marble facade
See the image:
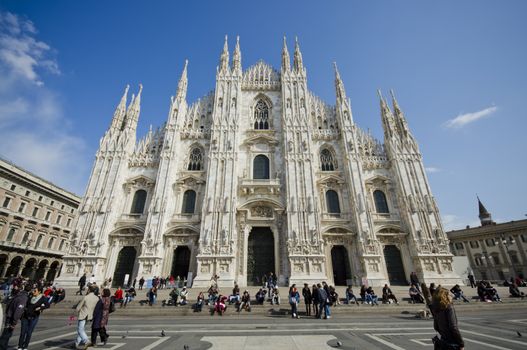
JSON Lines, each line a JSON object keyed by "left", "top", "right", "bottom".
{"left": 57, "top": 37, "right": 461, "bottom": 288}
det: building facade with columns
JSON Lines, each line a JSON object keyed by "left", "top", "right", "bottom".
{"left": 0, "top": 157, "right": 80, "bottom": 282}
{"left": 57, "top": 37, "right": 461, "bottom": 288}
{"left": 447, "top": 198, "right": 527, "bottom": 281}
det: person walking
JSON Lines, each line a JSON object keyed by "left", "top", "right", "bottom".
{"left": 77, "top": 273, "right": 87, "bottom": 296}
{"left": 17, "top": 286, "right": 49, "bottom": 350}
{"left": 289, "top": 285, "right": 300, "bottom": 319}
{"left": 75, "top": 285, "right": 99, "bottom": 349}
{"left": 467, "top": 273, "right": 476, "bottom": 288}
{"left": 138, "top": 277, "right": 145, "bottom": 290}
{"left": 302, "top": 283, "right": 312, "bottom": 316}
{"left": 91, "top": 288, "right": 111, "bottom": 346}
{"left": 0, "top": 284, "right": 29, "bottom": 350}
{"left": 431, "top": 288, "right": 465, "bottom": 350}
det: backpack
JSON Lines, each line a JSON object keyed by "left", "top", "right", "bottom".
{"left": 109, "top": 300, "right": 116, "bottom": 313}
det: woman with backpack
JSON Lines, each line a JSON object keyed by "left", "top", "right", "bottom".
{"left": 17, "top": 286, "right": 49, "bottom": 350}
{"left": 91, "top": 288, "right": 112, "bottom": 346}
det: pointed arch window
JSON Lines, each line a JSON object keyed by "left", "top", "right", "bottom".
{"left": 326, "top": 190, "right": 341, "bottom": 214}
{"left": 47, "top": 237, "right": 55, "bottom": 249}
{"left": 130, "top": 189, "right": 147, "bottom": 214}
{"left": 373, "top": 190, "right": 389, "bottom": 213}
{"left": 21, "top": 231, "right": 31, "bottom": 245}
{"left": 320, "top": 149, "right": 337, "bottom": 171}
{"left": 253, "top": 155, "right": 270, "bottom": 179}
{"left": 253, "top": 99, "right": 269, "bottom": 129}
{"left": 182, "top": 190, "right": 197, "bottom": 214}
{"left": 188, "top": 148, "right": 203, "bottom": 171}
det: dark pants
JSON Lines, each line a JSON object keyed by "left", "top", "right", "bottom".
{"left": 313, "top": 303, "right": 319, "bottom": 318}
{"left": 18, "top": 317, "right": 39, "bottom": 349}
{"left": 91, "top": 326, "right": 108, "bottom": 344}
{"left": 305, "top": 301, "right": 311, "bottom": 316}
{"left": 0, "top": 326, "right": 15, "bottom": 350}
{"left": 290, "top": 302, "right": 298, "bottom": 317}
{"left": 77, "top": 285, "right": 85, "bottom": 295}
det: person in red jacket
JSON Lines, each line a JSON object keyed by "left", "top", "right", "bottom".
{"left": 113, "top": 287, "right": 124, "bottom": 307}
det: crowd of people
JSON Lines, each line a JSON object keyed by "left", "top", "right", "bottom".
{"left": 0, "top": 276, "right": 62, "bottom": 350}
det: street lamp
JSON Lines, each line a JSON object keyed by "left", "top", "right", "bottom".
{"left": 500, "top": 234, "right": 516, "bottom": 279}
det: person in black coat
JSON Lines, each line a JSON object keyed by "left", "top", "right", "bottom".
{"left": 77, "top": 273, "right": 87, "bottom": 296}
{"left": 0, "top": 284, "right": 29, "bottom": 349}
{"left": 431, "top": 288, "right": 464, "bottom": 350}
{"left": 302, "top": 283, "right": 312, "bottom": 316}
{"left": 17, "top": 287, "right": 49, "bottom": 350}
{"left": 311, "top": 284, "right": 320, "bottom": 318}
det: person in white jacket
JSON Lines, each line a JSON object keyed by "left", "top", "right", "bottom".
{"left": 74, "top": 285, "right": 99, "bottom": 349}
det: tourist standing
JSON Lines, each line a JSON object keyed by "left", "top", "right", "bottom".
{"left": 289, "top": 285, "right": 300, "bottom": 319}
{"left": 311, "top": 284, "right": 319, "bottom": 318}
{"left": 431, "top": 288, "right": 465, "bottom": 350}
{"left": 17, "top": 286, "right": 49, "bottom": 350}
{"left": 139, "top": 277, "right": 145, "bottom": 290}
{"left": 302, "top": 284, "right": 312, "bottom": 316}
{"left": 75, "top": 285, "right": 99, "bottom": 349}
{"left": 0, "top": 284, "right": 29, "bottom": 350}
{"left": 317, "top": 283, "right": 330, "bottom": 319}
{"left": 467, "top": 273, "right": 476, "bottom": 288}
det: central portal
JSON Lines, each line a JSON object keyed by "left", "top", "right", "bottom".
{"left": 247, "top": 227, "right": 275, "bottom": 286}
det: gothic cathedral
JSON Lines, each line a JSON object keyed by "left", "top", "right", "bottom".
{"left": 58, "top": 37, "right": 461, "bottom": 288}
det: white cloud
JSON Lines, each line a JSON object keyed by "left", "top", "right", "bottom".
{"left": 443, "top": 106, "right": 497, "bottom": 129}
{"left": 0, "top": 11, "right": 60, "bottom": 85}
{"left": 425, "top": 167, "right": 440, "bottom": 173}
{"left": 0, "top": 11, "right": 88, "bottom": 195}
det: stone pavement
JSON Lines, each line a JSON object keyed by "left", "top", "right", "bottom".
{"left": 3, "top": 308, "right": 527, "bottom": 349}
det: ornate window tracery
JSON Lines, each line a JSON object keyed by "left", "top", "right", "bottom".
{"left": 182, "top": 190, "right": 196, "bottom": 214}
{"left": 373, "top": 190, "right": 389, "bottom": 213}
{"left": 320, "top": 149, "right": 337, "bottom": 171}
{"left": 253, "top": 99, "right": 269, "bottom": 129}
{"left": 187, "top": 148, "right": 203, "bottom": 171}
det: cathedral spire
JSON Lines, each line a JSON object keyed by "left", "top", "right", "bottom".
{"left": 378, "top": 89, "right": 396, "bottom": 139}
{"left": 281, "top": 36, "right": 291, "bottom": 72}
{"left": 390, "top": 89, "right": 410, "bottom": 137}
{"left": 175, "top": 60, "right": 188, "bottom": 102}
{"left": 219, "top": 35, "right": 230, "bottom": 73}
{"left": 232, "top": 36, "right": 242, "bottom": 73}
{"left": 110, "top": 84, "right": 129, "bottom": 130}
{"left": 477, "top": 196, "right": 494, "bottom": 226}
{"left": 293, "top": 36, "right": 304, "bottom": 72}
{"left": 125, "top": 84, "right": 142, "bottom": 131}
{"left": 333, "top": 62, "right": 346, "bottom": 100}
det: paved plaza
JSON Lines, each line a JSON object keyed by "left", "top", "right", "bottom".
{"left": 3, "top": 307, "right": 527, "bottom": 349}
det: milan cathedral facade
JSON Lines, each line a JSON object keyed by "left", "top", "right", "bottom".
{"left": 58, "top": 37, "right": 461, "bottom": 288}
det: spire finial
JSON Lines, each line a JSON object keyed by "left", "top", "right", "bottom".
{"left": 281, "top": 36, "right": 291, "bottom": 72}
{"left": 232, "top": 35, "right": 242, "bottom": 73}
{"left": 219, "top": 35, "right": 230, "bottom": 73}
{"left": 334, "top": 62, "right": 346, "bottom": 100}
{"left": 293, "top": 36, "right": 304, "bottom": 72}
{"left": 176, "top": 59, "right": 188, "bottom": 101}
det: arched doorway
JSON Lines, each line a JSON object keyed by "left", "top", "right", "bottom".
{"left": 112, "top": 246, "right": 137, "bottom": 287}
{"left": 331, "top": 245, "right": 351, "bottom": 285}
{"left": 46, "top": 261, "right": 60, "bottom": 281}
{"left": 5, "top": 256, "right": 23, "bottom": 277}
{"left": 21, "top": 258, "right": 37, "bottom": 279}
{"left": 383, "top": 245, "right": 406, "bottom": 285}
{"left": 247, "top": 227, "right": 275, "bottom": 286}
{"left": 35, "top": 260, "right": 49, "bottom": 280}
{"left": 171, "top": 246, "right": 191, "bottom": 279}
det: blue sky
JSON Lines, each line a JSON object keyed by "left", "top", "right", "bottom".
{"left": 0, "top": 0, "right": 526, "bottom": 230}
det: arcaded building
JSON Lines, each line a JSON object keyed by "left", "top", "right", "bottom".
{"left": 0, "top": 157, "right": 80, "bottom": 282}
